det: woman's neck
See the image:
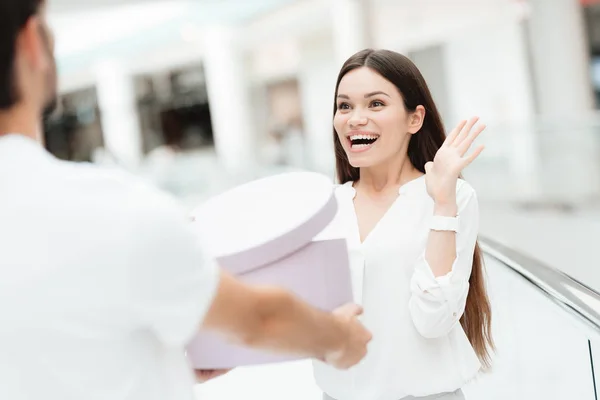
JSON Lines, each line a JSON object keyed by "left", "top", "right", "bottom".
{"left": 357, "top": 155, "right": 423, "bottom": 194}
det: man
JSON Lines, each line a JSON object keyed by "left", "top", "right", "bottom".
{"left": 0, "top": 1, "right": 371, "bottom": 399}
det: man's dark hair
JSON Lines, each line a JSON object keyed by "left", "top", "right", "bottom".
{"left": 0, "top": 0, "right": 43, "bottom": 109}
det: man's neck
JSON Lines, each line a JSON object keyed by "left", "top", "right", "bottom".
{"left": 0, "top": 104, "right": 42, "bottom": 143}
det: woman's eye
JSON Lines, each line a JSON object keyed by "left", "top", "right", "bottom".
{"left": 371, "top": 100, "right": 385, "bottom": 107}
{"left": 338, "top": 103, "right": 350, "bottom": 110}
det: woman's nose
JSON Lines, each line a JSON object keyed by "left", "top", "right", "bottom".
{"left": 348, "top": 112, "right": 368, "bottom": 128}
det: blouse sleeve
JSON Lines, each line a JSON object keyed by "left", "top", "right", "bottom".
{"left": 408, "top": 182, "right": 479, "bottom": 339}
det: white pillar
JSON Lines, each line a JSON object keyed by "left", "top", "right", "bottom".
{"left": 298, "top": 34, "right": 338, "bottom": 177}
{"left": 202, "top": 25, "right": 256, "bottom": 177}
{"left": 296, "top": 0, "right": 372, "bottom": 177}
{"left": 330, "top": 0, "right": 372, "bottom": 66}
{"left": 410, "top": 45, "right": 451, "bottom": 122}
{"left": 444, "top": 18, "right": 540, "bottom": 201}
{"left": 94, "top": 60, "right": 143, "bottom": 168}
{"left": 526, "top": 0, "right": 599, "bottom": 203}
{"left": 527, "top": 0, "right": 594, "bottom": 116}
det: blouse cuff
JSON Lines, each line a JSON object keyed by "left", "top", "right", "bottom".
{"left": 411, "top": 253, "right": 466, "bottom": 303}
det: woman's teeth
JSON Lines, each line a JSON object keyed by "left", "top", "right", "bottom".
{"left": 349, "top": 134, "right": 379, "bottom": 148}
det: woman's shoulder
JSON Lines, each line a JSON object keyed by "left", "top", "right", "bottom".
{"left": 333, "top": 180, "right": 354, "bottom": 191}
{"left": 456, "top": 178, "right": 477, "bottom": 207}
{"left": 456, "top": 178, "right": 475, "bottom": 194}
{"left": 330, "top": 183, "right": 355, "bottom": 213}
{"left": 333, "top": 181, "right": 355, "bottom": 198}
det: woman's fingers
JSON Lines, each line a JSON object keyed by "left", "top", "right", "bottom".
{"left": 444, "top": 119, "right": 467, "bottom": 147}
{"left": 462, "top": 144, "right": 485, "bottom": 167}
{"left": 458, "top": 123, "right": 486, "bottom": 156}
{"left": 453, "top": 117, "right": 479, "bottom": 147}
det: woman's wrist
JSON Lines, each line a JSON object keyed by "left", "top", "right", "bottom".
{"left": 433, "top": 198, "right": 458, "bottom": 217}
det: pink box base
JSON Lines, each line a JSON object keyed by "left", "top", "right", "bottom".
{"left": 186, "top": 238, "right": 352, "bottom": 369}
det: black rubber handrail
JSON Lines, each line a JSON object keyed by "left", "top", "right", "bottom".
{"left": 480, "top": 236, "right": 600, "bottom": 333}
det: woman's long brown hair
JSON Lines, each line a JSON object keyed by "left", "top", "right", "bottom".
{"left": 333, "top": 49, "right": 494, "bottom": 368}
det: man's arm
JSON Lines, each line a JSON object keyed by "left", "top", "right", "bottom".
{"left": 126, "top": 184, "right": 369, "bottom": 370}
{"left": 201, "top": 271, "right": 371, "bottom": 370}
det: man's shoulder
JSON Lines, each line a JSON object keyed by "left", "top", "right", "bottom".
{"left": 55, "top": 161, "right": 184, "bottom": 217}
{"left": 55, "top": 161, "right": 143, "bottom": 189}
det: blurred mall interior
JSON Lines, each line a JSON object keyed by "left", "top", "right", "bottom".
{"left": 42, "top": 0, "right": 600, "bottom": 398}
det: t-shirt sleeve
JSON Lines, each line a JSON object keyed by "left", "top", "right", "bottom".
{"left": 127, "top": 182, "right": 220, "bottom": 347}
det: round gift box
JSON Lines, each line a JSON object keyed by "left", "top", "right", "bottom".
{"left": 186, "top": 171, "right": 352, "bottom": 369}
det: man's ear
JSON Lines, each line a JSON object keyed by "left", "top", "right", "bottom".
{"left": 17, "top": 16, "right": 48, "bottom": 72}
{"left": 408, "top": 105, "right": 426, "bottom": 134}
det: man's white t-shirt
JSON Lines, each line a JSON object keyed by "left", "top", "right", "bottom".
{"left": 0, "top": 134, "right": 219, "bottom": 400}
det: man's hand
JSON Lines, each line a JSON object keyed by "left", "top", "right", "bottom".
{"left": 202, "top": 273, "right": 372, "bottom": 370}
{"left": 194, "top": 369, "right": 233, "bottom": 383}
{"left": 323, "top": 303, "right": 372, "bottom": 369}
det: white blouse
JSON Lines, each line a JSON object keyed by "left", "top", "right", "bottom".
{"left": 313, "top": 176, "right": 482, "bottom": 400}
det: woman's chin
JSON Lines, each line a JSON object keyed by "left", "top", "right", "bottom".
{"left": 347, "top": 155, "right": 373, "bottom": 169}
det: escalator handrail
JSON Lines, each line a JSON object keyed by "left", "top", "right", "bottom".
{"left": 480, "top": 236, "right": 600, "bottom": 333}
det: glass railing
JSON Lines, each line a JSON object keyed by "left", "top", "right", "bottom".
{"left": 466, "top": 237, "right": 600, "bottom": 400}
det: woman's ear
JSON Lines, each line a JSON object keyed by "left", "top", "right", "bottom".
{"left": 408, "top": 105, "right": 426, "bottom": 134}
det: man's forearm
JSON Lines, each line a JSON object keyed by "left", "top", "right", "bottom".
{"left": 244, "top": 286, "right": 346, "bottom": 360}
{"left": 202, "top": 272, "right": 346, "bottom": 361}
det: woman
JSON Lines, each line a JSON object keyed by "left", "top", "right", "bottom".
{"left": 313, "top": 49, "right": 493, "bottom": 400}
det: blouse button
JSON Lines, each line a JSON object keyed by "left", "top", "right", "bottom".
{"left": 453, "top": 312, "right": 457, "bottom": 317}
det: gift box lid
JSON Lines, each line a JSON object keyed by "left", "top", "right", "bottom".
{"left": 190, "top": 171, "right": 337, "bottom": 275}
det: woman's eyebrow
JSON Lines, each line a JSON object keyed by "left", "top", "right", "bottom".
{"left": 364, "top": 91, "right": 390, "bottom": 98}
{"left": 336, "top": 91, "right": 391, "bottom": 99}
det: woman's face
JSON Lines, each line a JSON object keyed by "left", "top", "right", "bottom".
{"left": 334, "top": 67, "right": 423, "bottom": 169}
